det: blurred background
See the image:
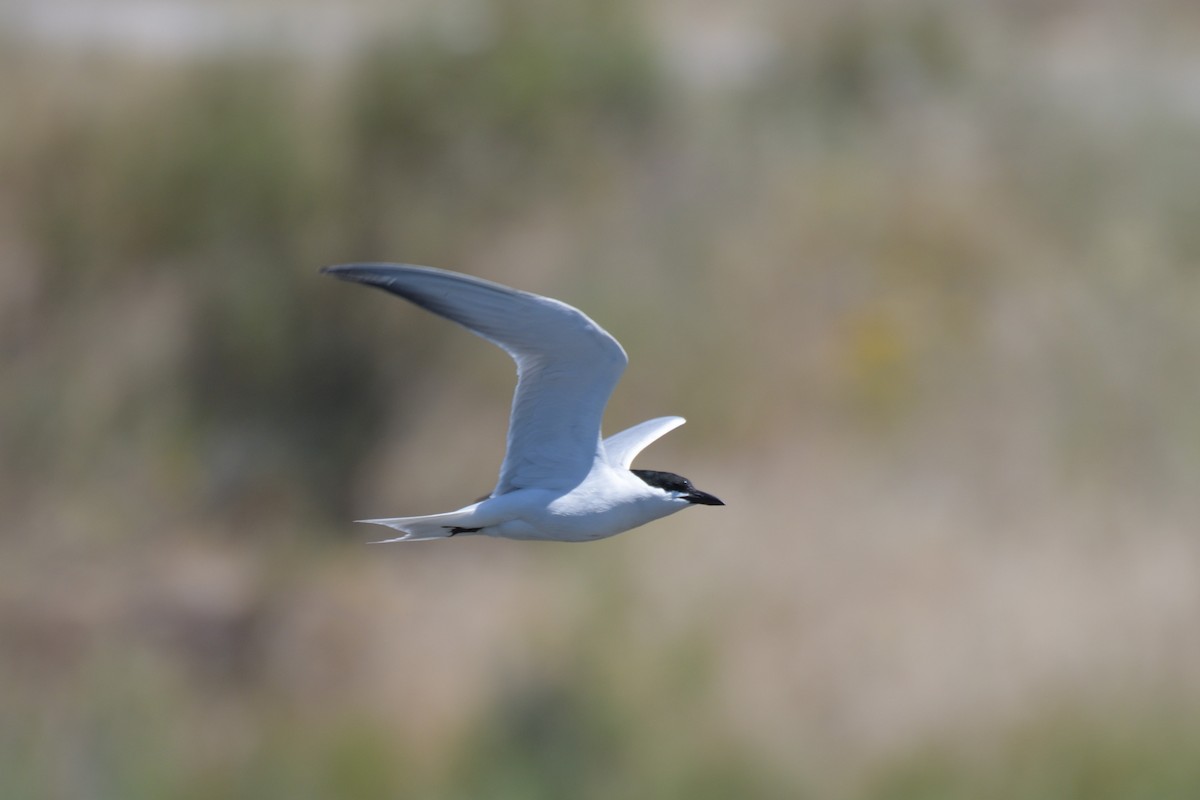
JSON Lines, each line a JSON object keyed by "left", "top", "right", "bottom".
{"left": 3, "top": 0, "right": 1200, "bottom": 797}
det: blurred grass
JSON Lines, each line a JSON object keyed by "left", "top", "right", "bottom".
{"left": 2, "top": 0, "right": 1200, "bottom": 797}
{"left": 864, "top": 705, "right": 1200, "bottom": 800}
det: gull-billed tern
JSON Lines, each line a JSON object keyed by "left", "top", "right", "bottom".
{"left": 322, "top": 263, "right": 724, "bottom": 542}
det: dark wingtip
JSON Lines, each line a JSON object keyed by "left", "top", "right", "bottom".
{"left": 320, "top": 264, "right": 397, "bottom": 287}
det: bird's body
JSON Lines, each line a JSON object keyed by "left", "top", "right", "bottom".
{"left": 387, "top": 467, "right": 682, "bottom": 542}
{"left": 323, "top": 264, "right": 723, "bottom": 542}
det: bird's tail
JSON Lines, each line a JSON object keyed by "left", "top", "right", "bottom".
{"left": 357, "top": 508, "right": 485, "bottom": 542}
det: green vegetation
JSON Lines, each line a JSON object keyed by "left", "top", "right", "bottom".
{"left": 866, "top": 707, "right": 1200, "bottom": 800}
{"left": 2, "top": 0, "right": 1199, "bottom": 797}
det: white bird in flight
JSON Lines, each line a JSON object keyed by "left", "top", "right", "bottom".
{"left": 322, "top": 263, "right": 724, "bottom": 542}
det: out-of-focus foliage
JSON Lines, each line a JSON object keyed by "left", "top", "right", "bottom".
{"left": 2, "top": 0, "right": 1199, "bottom": 797}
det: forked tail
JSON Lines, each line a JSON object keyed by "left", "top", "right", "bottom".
{"left": 358, "top": 509, "right": 485, "bottom": 542}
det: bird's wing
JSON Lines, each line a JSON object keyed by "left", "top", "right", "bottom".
{"left": 323, "top": 264, "right": 628, "bottom": 494}
{"left": 602, "top": 416, "right": 686, "bottom": 469}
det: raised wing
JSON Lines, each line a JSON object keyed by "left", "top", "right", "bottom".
{"left": 602, "top": 416, "right": 686, "bottom": 469}
{"left": 323, "top": 264, "right": 628, "bottom": 494}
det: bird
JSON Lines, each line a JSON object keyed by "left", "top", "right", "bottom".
{"left": 322, "top": 263, "right": 724, "bottom": 542}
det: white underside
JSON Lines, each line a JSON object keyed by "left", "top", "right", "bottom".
{"left": 361, "top": 453, "right": 691, "bottom": 542}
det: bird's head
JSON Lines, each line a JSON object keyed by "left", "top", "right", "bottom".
{"left": 632, "top": 469, "right": 724, "bottom": 507}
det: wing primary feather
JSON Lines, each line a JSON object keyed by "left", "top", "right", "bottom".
{"left": 323, "top": 263, "right": 628, "bottom": 494}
